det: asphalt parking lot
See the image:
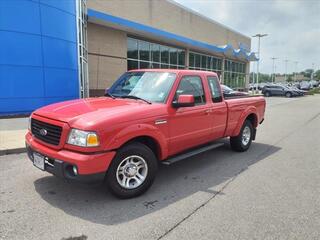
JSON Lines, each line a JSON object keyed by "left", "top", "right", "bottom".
{"left": 1, "top": 95, "right": 320, "bottom": 240}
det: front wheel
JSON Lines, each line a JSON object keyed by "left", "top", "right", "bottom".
{"left": 105, "top": 142, "right": 158, "bottom": 199}
{"left": 230, "top": 120, "right": 254, "bottom": 152}
{"left": 285, "top": 92, "right": 292, "bottom": 98}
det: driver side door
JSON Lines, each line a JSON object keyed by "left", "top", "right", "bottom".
{"left": 168, "top": 75, "right": 213, "bottom": 156}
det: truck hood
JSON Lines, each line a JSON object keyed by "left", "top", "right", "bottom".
{"left": 34, "top": 97, "right": 165, "bottom": 127}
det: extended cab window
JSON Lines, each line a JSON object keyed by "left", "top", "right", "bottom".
{"left": 207, "top": 76, "right": 222, "bottom": 103}
{"left": 174, "top": 76, "right": 205, "bottom": 105}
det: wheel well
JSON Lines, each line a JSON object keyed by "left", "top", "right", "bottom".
{"left": 246, "top": 113, "right": 258, "bottom": 128}
{"left": 125, "top": 136, "right": 161, "bottom": 160}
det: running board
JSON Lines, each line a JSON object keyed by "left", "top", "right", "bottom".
{"left": 162, "top": 142, "right": 225, "bottom": 165}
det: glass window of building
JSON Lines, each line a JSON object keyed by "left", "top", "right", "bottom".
{"left": 151, "top": 44, "right": 160, "bottom": 63}
{"left": 178, "top": 50, "right": 185, "bottom": 66}
{"left": 160, "top": 46, "right": 169, "bottom": 64}
{"left": 170, "top": 48, "right": 178, "bottom": 65}
{"left": 127, "top": 37, "right": 186, "bottom": 70}
{"left": 188, "top": 51, "right": 222, "bottom": 77}
{"left": 139, "top": 41, "right": 150, "bottom": 61}
{"left": 224, "top": 59, "right": 246, "bottom": 89}
{"left": 127, "top": 38, "right": 138, "bottom": 59}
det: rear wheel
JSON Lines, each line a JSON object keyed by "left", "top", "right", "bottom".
{"left": 230, "top": 120, "right": 254, "bottom": 152}
{"left": 264, "top": 91, "right": 271, "bottom": 97}
{"left": 106, "top": 142, "right": 158, "bottom": 199}
{"left": 285, "top": 92, "right": 292, "bottom": 98}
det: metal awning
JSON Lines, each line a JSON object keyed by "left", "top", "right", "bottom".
{"left": 87, "top": 9, "right": 258, "bottom": 61}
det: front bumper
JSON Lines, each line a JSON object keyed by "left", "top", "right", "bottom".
{"left": 26, "top": 132, "right": 116, "bottom": 183}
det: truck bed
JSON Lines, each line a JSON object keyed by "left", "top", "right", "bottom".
{"left": 224, "top": 96, "right": 266, "bottom": 137}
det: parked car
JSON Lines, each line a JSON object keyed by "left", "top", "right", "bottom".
{"left": 249, "top": 83, "right": 259, "bottom": 91}
{"left": 262, "top": 85, "right": 300, "bottom": 97}
{"left": 249, "top": 82, "right": 269, "bottom": 91}
{"left": 310, "top": 80, "right": 319, "bottom": 88}
{"left": 221, "top": 85, "right": 249, "bottom": 98}
{"left": 258, "top": 83, "right": 269, "bottom": 90}
{"left": 26, "top": 69, "right": 266, "bottom": 198}
{"left": 289, "top": 86, "right": 306, "bottom": 96}
{"left": 300, "top": 81, "right": 312, "bottom": 90}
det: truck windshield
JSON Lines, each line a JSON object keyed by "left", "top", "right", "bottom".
{"left": 108, "top": 71, "right": 176, "bottom": 103}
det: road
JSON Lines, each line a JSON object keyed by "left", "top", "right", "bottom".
{"left": 1, "top": 96, "right": 320, "bottom": 240}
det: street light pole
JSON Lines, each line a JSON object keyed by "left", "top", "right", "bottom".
{"left": 271, "top": 57, "right": 277, "bottom": 83}
{"left": 252, "top": 61, "right": 255, "bottom": 87}
{"left": 294, "top": 61, "right": 298, "bottom": 81}
{"left": 311, "top": 63, "right": 315, "bottom": 81}
{"left": 252, "top": 33, "right": 268, "bottom": 94}
{"left": 284, "top": 59, "right": 289, "bottom": 82}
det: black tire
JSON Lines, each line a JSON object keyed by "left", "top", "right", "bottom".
{"left": 230, "top": 120, "right": 254, "bottom": 152}
{"left": 285, "top": 92, "right": 292, "bottom": 98}
{"left": 264, "top": 91, "right": 271, "bottom": 97}
{"left": 106, "top": 142, "right": 158, "bottom": 199}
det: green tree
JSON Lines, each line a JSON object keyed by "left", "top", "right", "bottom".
{"left": 249, "top": 72, "right": 272, "bottom": 83}
{"left": 303, "top": 69, "right": 313, "bottom": 78}
{"left": 314, "top": 70, "right": 320, "bottom": 80}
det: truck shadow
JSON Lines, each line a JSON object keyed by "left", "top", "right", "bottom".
{"left": 34, "top": 140, "right": 280, "bottom": 225}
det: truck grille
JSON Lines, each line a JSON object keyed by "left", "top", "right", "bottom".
{"left": 31, "top": 118, "right": 62, "bottom": 146}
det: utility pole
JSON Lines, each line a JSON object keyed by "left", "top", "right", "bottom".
{"left": 284, "top": 59, "right": 289, "bottom": 82}
{"left": 294, "top": 61, "right": 298, "bottom": 81}
{"left": 252, "top": 33, "right": 268, "bottom": 94}
{"left": 252, "top": 61, "right": 255, "bottom": 87}
{"left": 271, "top": 57, "right": 277, "bottom": 83}
{"left": 311, "top": 63, "right": 315, "bottom": 81}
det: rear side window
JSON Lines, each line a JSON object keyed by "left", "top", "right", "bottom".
{"left": 207, "top": 76, "right": 222, "bottom": 103}
{"left": 174, "top": 76, "right": 205, "bottom": 105}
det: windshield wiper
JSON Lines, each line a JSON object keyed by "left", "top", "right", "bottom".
{"left": 121, "top": 95, "right": 152, "bottom": 104}
{"left": 104, "top": 92, "right": 116, "bottom": 99}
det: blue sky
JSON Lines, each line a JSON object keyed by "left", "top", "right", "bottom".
{"left": 172, "top": 0, "right": 320, "bottom": 74}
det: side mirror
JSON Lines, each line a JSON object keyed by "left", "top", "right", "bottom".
{"left": 104, "top": 88, "right": 110, "bottom": 96}
{"left": 172, "top": 94, "right": 195, "bottom": 108}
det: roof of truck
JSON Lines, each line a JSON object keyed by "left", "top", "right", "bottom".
{"left": 128, "top": 68, "right": 219, "bottom": 76}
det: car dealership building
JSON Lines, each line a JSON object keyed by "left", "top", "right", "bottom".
{"left": 0, "top": 0, "right": 257, "bottom": 115}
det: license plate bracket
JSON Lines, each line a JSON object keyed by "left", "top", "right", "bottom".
{"left": 33, "top": 152, "right": 45, "bottom": 171}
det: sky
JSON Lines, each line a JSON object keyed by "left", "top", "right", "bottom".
{"left": 172, "top": 0, "right": 320, "bottom": 74}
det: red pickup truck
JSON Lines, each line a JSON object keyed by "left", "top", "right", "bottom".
{"left": 26, "top": 69, "right": 265, "bottom": 198}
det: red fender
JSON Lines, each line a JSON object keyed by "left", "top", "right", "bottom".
{"left": 105, "top": 123, "right": 168, "bottom": 160}
{"left": 231, "top": 106, "right": 258, "bottom": 137}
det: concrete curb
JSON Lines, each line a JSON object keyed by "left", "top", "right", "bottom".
{"left": 0, "top": 148, "right": 26, "bottom": 156}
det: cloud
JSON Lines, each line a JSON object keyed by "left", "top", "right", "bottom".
{"left": 172, "top": 0, "right": 320, "bottom": 74}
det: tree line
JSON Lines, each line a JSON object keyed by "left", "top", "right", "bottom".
{"left": 250, "top": 69, "right": 320, "bottom": 83}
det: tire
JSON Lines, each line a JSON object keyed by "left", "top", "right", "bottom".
{"left": 106, "top": 142, "right": 158, "bottom": 199}
{"left": 264, "top": 91, "right": 271, "bottom": 97}
{"left": 285, "top": 92, "right": 292, "bottom": 98}
{"left": 230, "top": 120, "right": 254, "bottom": 152}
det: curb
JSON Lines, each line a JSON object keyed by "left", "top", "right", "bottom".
{"left": 0, "top": 148, "right": 26, "bottom": 156}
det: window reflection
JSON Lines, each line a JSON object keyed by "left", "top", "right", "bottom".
{"left": 127, "top": 37, "right": 186, "bottom": 70}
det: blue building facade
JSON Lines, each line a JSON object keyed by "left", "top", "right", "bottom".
{"left": 0, "top": 0, "right": 79, "bottom": 116}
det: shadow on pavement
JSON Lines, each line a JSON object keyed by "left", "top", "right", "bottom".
{"left": 34, "top": 139, "right": 280, "bottom": 225}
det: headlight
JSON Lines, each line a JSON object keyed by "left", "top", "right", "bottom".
{"left": 67, "top": 129, "right": 100, "bottom": 147}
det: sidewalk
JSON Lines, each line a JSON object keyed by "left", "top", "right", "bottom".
{"left": 0, "top": 117, "right": 28, "bottom": 155}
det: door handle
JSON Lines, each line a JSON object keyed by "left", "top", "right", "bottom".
{"left": 204, "top": 109, "right": 212, "bottom": 114}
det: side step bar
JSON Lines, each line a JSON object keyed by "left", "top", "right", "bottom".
{"left": 162, "top": 142, "right": 225, "bottom": 165}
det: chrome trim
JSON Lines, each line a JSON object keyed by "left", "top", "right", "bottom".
{"left": 155, "top": 119, "right": 167, "bottom": 125}
{"left": 44, "top": 159, "right": 54, "bottom": 167}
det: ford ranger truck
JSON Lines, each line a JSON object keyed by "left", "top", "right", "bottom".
{"left": 26, "top": 70, "right": 266, "bottom": 198}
